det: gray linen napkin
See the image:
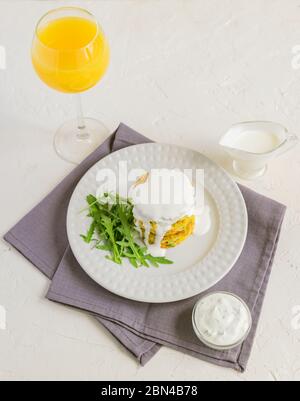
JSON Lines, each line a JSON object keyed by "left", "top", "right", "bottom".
{"left": 4, "top": 123, "right": 286, "bottom": 371}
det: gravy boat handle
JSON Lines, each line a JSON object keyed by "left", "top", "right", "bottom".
{"left": 276, "top": 132, "right": 299, "bottom": 156}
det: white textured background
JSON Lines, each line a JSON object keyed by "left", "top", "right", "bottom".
{"left": 1, "top": 0, "right": 300, "bottom": 381}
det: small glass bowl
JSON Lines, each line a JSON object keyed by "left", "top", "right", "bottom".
{"left": 192, "top": 291, "right": 253, "bottom": 351}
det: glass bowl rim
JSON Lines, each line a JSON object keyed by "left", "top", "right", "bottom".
{"left": 192, "top": 290, "right": 253, "bottom": 351}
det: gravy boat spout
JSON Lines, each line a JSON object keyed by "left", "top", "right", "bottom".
{"left": 219, "top": 121, "right": 298, "bottom": 179}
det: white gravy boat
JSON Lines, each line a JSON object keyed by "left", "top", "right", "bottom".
{"left": 219, "top": 121, "right": 298, "bottom": 179}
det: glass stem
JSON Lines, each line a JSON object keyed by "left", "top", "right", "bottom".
{"left": 75, "top": 94, "right": 89, "bottom": 140}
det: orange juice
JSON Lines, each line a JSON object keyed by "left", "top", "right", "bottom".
{"left": 32, "top": 16, "right": 109, "bottom": 93}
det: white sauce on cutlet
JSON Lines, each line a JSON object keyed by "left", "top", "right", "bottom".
{"left": 130, "top": 169, "right": 211, "bottom": 256}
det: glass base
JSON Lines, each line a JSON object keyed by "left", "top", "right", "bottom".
{"left": 54, "top": 118, "right": 109, "bottom": 164}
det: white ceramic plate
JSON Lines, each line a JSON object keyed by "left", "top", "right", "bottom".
{"left": 67, "top": 143, "right": 248, "bottom": 303}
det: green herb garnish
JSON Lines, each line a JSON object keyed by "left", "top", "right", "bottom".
{"left": 81, "top": 193, "right": 173, "bottom": 268}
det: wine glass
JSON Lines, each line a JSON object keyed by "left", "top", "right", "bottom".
{"left": 31, "top": 7, "right": 110, "bottom": 163}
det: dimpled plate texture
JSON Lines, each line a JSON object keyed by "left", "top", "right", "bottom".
{"left": 67, "top": 143, "right": 248, "bottom": 303}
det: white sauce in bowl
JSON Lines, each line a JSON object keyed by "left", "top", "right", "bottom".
{"left": 193, "top": 292, "right": 252, "bottom": 349}
{"left": 229, "top": 130, "right": 282, "bottom": 154}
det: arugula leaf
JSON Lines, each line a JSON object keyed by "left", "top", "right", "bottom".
{"left": 129, "top": 258, "right": 138, "bottom": 268}
{"left": 80, "top": 193, "right": 174, "bottom": 268}
{"left": 100, "top": 215, "right": 121, "bottom": 264}
{"left": 81, "top": 221, "right": 96, "bottom": 243}
{"left": 146, "top": 255, "right": 173, "bottom": 264}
